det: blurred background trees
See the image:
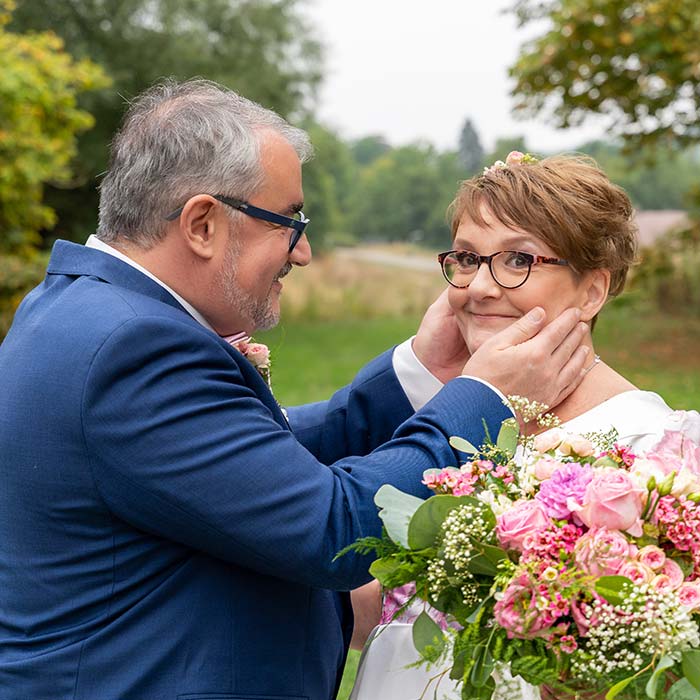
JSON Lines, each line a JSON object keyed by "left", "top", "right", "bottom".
{"left": 1, "top": 0, "right": 699, "bottom": 336}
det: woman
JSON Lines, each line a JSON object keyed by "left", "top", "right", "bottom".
{"left": 350, "top": 152, "right": 700, "bottom": 700}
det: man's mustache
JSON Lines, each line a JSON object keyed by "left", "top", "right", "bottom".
{"left": 275, "top": 263, "right": 292, "bottom": 282}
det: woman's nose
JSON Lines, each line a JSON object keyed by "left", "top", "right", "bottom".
{"left": 466, "top": 262, "right": 501, "bottom": 299}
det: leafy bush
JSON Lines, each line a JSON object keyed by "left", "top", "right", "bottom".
{"left": 0, "top": 252, "right": 48, "bottom": 338}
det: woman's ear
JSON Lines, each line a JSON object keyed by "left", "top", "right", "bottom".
{"left": 579, "top": 269, "right": 611, "bottom": 322}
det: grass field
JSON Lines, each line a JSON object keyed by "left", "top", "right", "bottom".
{"left": 256, "top": 250, "right": 698, "bottom": 699}
{"left": 259, "top": 299, "right": 699, "bottom": 410}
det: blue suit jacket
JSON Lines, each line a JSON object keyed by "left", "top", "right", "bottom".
{"left": 0, "top": 241, "right": 511, "bottom": 700}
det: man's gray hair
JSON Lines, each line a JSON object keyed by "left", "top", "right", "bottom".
{"left": 97, "top": 78, "right": 313, "bottom": 247}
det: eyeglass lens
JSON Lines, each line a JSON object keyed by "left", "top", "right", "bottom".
{"left": 442, "top": 251, "right": 533, "bottom": 288}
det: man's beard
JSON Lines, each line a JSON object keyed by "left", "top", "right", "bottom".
{"left": 217, "top": 233, "right": 291, "bottom": 332}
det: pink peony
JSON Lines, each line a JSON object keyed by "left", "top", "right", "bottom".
{"left": 496, "top": 500, "right": 551, "bottom": 552}
{"left": 678, "top": 582, "right": 700, "bottom": 611}
{"left": 536, "top": 463, "right": 593, "bottom": 521}
{"left": 578, "top": 467, "right": 645, "bottom": 536}
{"left": 493, "top": 573, "right": 554, "bottom": 639}
{"left": 637, "top": 545, "right": 666, "bottom": 571}
{"left": 574, "top": 527, "right": 634, "bottom": 577}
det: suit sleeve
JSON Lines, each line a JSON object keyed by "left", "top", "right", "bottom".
{"left": 82, "top": 316, "right": 512, "bottom": 591}
{"left": 286, "top": 348, "right": 414, "bottom": 462}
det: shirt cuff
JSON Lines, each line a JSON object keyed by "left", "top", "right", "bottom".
{"left": 392, "top": 337, "right": 515, "bottom": 417}
{"left": 392, "top": 337, "right": 443, "bottom": 411}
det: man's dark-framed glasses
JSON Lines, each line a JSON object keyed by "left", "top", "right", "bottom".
{"left": 438, "top": 250, "right": 570, "bottom": 290}
{"left": 166, "top": 194, "right": 310, "bottom": 253}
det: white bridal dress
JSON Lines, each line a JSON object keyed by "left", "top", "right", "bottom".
{"left": 350, "top": 391, "right": 700, "bottom": 700}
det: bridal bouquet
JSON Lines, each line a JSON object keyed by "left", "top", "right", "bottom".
{"left": 345, "top": 405, "right": 700, "bottom": 699}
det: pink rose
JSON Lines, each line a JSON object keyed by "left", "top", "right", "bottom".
{"left": 533, "top": 429, "right": 565, "bottom": 454}
{"left": 678, "top": 582, "right": 700, "bottom": 611}
{"left": 493, "top": 573, "right": 554, "bottom": 639}
{"left": 496, "top": 500, "right": 551, "bottom": 552}
{"left": 533, "top": 456, "right": 566, "bottom": 481}
{"left": 578, "top": 468, "right": 645, "bottom": 536}
{"left": 660, "top": 558, "right": 684, "bottom": 589}
{"left": 245, "top": 342, "right": 270, "bottom": 368}
{"left": 505, "top": 151, "right": 525, "bottom": 166}
{"left": 559, "top": 436, "right": 595, "bottom": 457}
{"left": 574, "top": 527, "right": 634, "bottom": 577}
{"left": 618, "top": 560, "right": 655, "bottom": 585}
{"left": 637, "top": 545, "right": 666, "bottom": 571}
{"left": 570, "top": 596, "right": 597, "bottom": 637}
{"left": 651, "top": 574, "right": 674, "bottom": 592}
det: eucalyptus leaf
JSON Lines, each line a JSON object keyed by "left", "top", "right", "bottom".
{"left": 411, "top": 610, "right": 445, "bottom": 660}
{"left": 496, "top": 418, "right": 519, "bottom": 457}
{"left": 645, "top": 654, "right": 674, "bottom": 698}
{"left": 467, "top": 540, "right": 508, "bottom": 576}
{"left": 595, "top": 575, "right": 633, "bottom": 606}
{"left": 374, "top": 484, "right": 425, "bottom": 548}
{"left": 683, "top": 649, "right": 700, "bottom": 691}
{"left": 449, "top": 435, "right": 479, "bottom": 456}
{"left": 408, "top": 494, "right": 479, "bottom": 549}
{"left": 668, "top": 677, "right": 700, "bottom": 699}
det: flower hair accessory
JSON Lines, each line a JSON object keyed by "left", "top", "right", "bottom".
{"left": 483, "top": 150, "right": 539, "bottom": 175}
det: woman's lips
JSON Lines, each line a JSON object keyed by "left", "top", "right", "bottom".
{"left": 469, "top": 312, "right": 518, "bottom": 322}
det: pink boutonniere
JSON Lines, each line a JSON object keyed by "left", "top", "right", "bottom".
{"left": 222, "top": 334, "right": 272, "bottom": 388}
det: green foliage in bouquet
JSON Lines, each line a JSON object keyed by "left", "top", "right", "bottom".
{"left": 341, "top": 408, "right": 700, "bottom": 700}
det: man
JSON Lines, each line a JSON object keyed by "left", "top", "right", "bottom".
{"left": 0, "top": 80, "right": 588, "bottom": 700}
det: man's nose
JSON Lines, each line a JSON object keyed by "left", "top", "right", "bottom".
{"left": 290, "top": 233, "right": 312, "bottom": 266}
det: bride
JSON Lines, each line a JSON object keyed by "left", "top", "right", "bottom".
{"left": 349, "top": 152, "right": 700, "bottom": 700}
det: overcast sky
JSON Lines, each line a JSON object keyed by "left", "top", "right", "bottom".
{"left": 306, "top": 1, "right": 611, "bottom": 154}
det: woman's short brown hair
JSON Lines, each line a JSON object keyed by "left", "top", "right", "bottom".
{"left": 449, "top": 154, "right": 638, "bottom": 297}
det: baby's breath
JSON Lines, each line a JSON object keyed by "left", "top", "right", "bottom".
{"left": 506, "top": 395, "right": 561, "bottom": 428}
{"left": 427, "top": 504, "right": 494, "bottom": 606}
{"left": 571, "top": 584, "right": 700, "bottom": 679}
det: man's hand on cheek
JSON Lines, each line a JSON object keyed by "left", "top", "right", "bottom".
{"left": 413, "top": 289, "right": 470, "bottom": 384}
{"left": 463, "top": 306, "right": 590, "bottom": 408}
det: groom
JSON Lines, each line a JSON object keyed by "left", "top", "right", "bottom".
{"left": 0, "top": 79, "right": 589, "bottom": 700}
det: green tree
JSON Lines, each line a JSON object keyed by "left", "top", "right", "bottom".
{"left": 10, "top": 0, "right": 322, "bottom": 242}
{"left": 0, "top": 0, "right": 108, "bottom": 254}
{"left": 509, "top": 0, "right": 700, "bottom": 149}
{"left": 0, "top": 0, "right": 108, "bottom": 336}
{"left": 300, "top": 123, "right": 358, "bottom": 249}
{"left": 350, "top": 135, "right": 392, "bottom": 167}
{"left": 352, "top": 144, "right": 461, "bottom": 248}
{"left": 457, "top": 117, "right": 484, "bottom": 174}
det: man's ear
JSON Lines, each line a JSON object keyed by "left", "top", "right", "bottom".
{"left": 579, "top": 268, "right": 611, "bottom": 322}
{"left": 177, "top": 195, "right": 221, "bottom": 260}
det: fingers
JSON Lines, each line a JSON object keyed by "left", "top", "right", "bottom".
{"left": 524, "top": 307, "right": 583, "bottom": 356}
{"left": 550, "top": 320, "right": 589, "bottom": 368}
{"left": 487, "top": 307, "right": 546, "bottom": 348}
{"left": 550, "top": 345, "right": 591, "bottom": 407}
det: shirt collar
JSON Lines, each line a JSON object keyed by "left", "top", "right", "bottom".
{"left": 85, "top": 234, "right": 215, "bottom": 331}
